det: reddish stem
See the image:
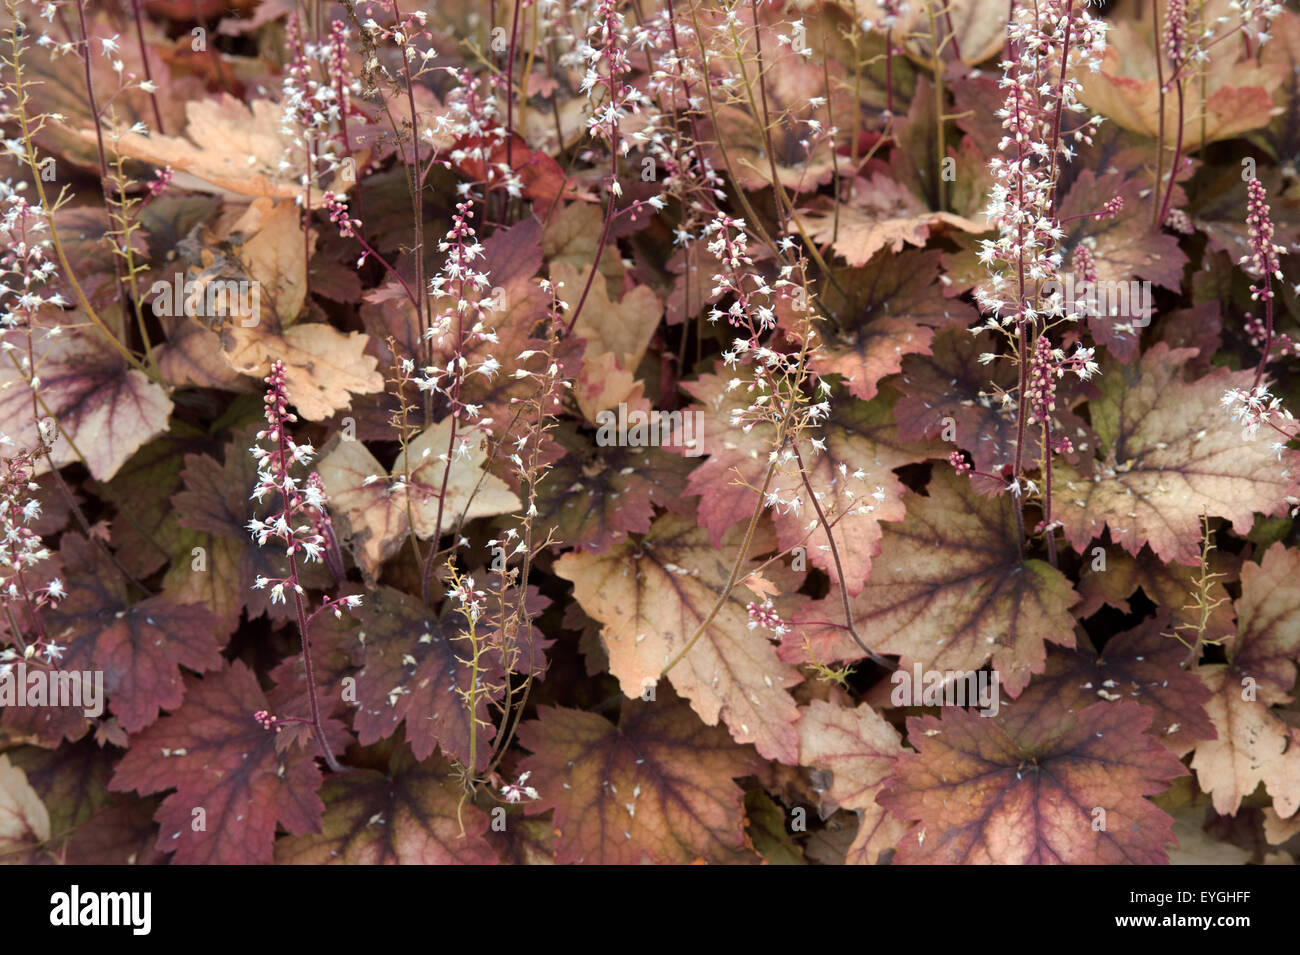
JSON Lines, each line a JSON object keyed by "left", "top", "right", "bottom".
{"left": 885, "top": 28, "right": 894, "bottom": 116}
{"left": 1253, "top": 294, "right": 1274, "bottom": 393}
{"left": 1156, "top": 78, "right": 1184, "bottom": 229}
{"left": 129, "top": 0, "right": 164, "bottom": 133}
{"left": 273, "top": 426, "right": 342, "bottom": 774}
{"left": 1042, "top": 419, "right": 1058, "bottom": 567}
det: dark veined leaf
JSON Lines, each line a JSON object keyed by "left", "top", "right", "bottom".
{"left": 517, "top": 693, "right": 764, "bottom": 864}
{"left": 110, "top": 661, "right": 333, "bottom": 864}
{"left": 879, "top": 699, "right": 1186, "bottom": 864}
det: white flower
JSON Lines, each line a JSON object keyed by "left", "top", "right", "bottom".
{"left": 501, "top": 771, "right": 539, "bottom": 803}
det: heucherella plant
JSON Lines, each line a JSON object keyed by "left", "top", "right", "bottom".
{"left": 415, "top": 200, "right": 501, "bottom": 594}
{"left": 1222, "top": 179, "right": 1296, "bottom": 473}
{"left": 475, "top": 279, "right": 568, "bottom": 805}
{"left": 6, "top": 0, "right": 1300, "bottom": 873}
{"left": 248, "top": 360, "right": 361, "bottom": 773}
{"left": 970, "top": 0, "right": 1109, "bottom": 561}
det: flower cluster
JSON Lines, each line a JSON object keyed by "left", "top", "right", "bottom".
{"left": 490, "top": 279, "right": 570, "bottom": 541}
{"left": 419, "top": 201, "right": 500, "bottom": 423}
{"left": 1164, "top": 0, "right": 1189, "bottom": 70}
{"left": 22, "top": 17, "right": 158, "bottom": 127}
{"left": 447, "top": 574, "right": 488, "bottom": 625}
{"left": 249, "top": 362, "right": 324, "bottom": 568}
{"left": 630, "top": 10, "right": 722, "bottom": 244}
{"left": 501, "top": 771, "right": 539, "bottom": 803}
{"left": 358, "top": 4, "right": 436, "bottom": 71}
{"left": 1245, "top": 312, "right": 1296, "bottom": 359}
{"left": 146, "top": 165, "right": 173, "bottom": 199}
{"left": 699, "top": 213, "right": 872, "bottom": 529}
{"left": 1230, "top": 0, "right": 1286, "bottom": 46}
{"left": 305, "top": 472, "right": 346, "bottom": 583}
{"left": 1242, "top": 179, "right": 1284, "bottom": 303}
{"left": 0, "top": 433, "right": 65, "bottom": 665}
{"left": 279, "top": 15, "right": 366, "bottom": 199}
{"left": 1222, "top": 177, "right": 1296, "bottom": 462}
{"left": 578, "top": 0, "right": 638, "bottom": 156}
{"left": 966, "top": 0, "right": 1110, "bottom": 552}
{"left": 1096, "top": 196, "right": 1124, "bottom": 220}
{"left": 974, "top": 0, "right": 1107, "bottom": 330}
{"left": 1025, "top": 336, "right": 1057, "bottom": 426}
{"left": 1221, "top": 385, "right": 1294, "bottom": 443}
{"left": 1164, "top": 207, "right": 1194, "bottom": 234}
{"left": 326, "top": 19, "right": 353, "bottom": 108}
{"left": 246, "top": 363, "right": 356, "bottom": 770}
{"left": 1164, "top": 0, "right": 1285, "bottom": 85}
{"left": 746, "top": 600, "right": 788, "bottom": 641}
{"left": 248, "top": 361, "right": 360, "bottom": 617}
{"left": 1024, "top": 337, "right": 1098, "bottom": 426}
{"left": 706, "top": 214, "right": 772, "bottom": 335}
{"left": 1069, "top": 244, "right": 1098, "bottom": 297}
{"left": 860, "top": 0, "right": 910, "bottom": 33}
{"left": 321, "top": 190, "right": 360, "bottom": 240}
{"left": 0, "top": 181, "right": 67, "bottom": 328}
{"left": 435, "top": 67, "right": 524, "bottom": 201}
{"left": 707, "top": 219, "right": 825, "bottom": 412}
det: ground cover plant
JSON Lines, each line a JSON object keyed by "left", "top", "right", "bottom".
{"left": 0, "top": 0, "right": 1299, "bottom": 866}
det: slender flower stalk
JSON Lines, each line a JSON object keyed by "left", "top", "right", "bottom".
{"left": 665, "top": 217, "right": 887, "bottom": 673}
{"left": 564, "top": 0, "right": 637, "bottom": 334}
{"left": 971, "top": 0, "right": 1106, "bottom": 558}
{"left": 860, "top": 1, "right": 909, "bottom": 117}
{"left": 368, "top": 2, "right": 436, "bottom": 377}
{"left": 1221, "top": 181, "right": 1295, "bottom": 500}
{"left": 1243, "top": 178, "right": 1285, "bottom": 391}
{"left": 481, "top": 279, "right": 568, "bottom": 778}
{"left": 1156, "top": 0, "right": 1189, "bottom": 229}
{"left": 0, "top": 432, "right": 65, "bottom": 668}
{"left": 248, "top": 361, "right": 361, "bottom": 774}
{"left": 128, "top": 0, "right": 163, "bottom": 133}
{"left": 417, "top": 201, "right": 499, "bottom": 601}
{"left": 1, "top": 3, "right": 154, "bottom": 380}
